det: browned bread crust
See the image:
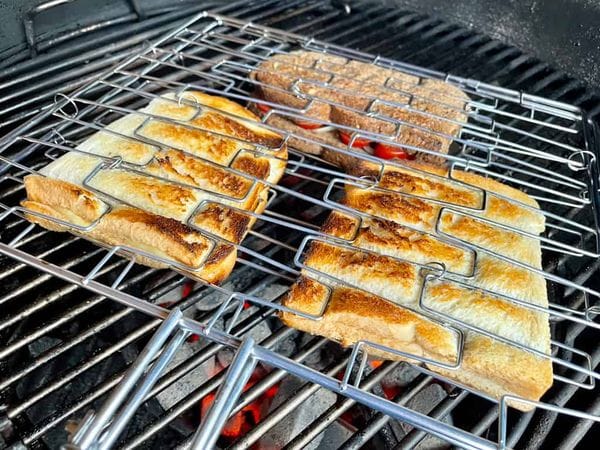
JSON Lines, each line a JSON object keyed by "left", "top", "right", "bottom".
{"left": 281, "top": 277, "right": 459, "bottom": 364}
{"left": 252, "top": 51, "right": 346, "bottom": 122}
{"left": 23, "top": 92, "right": 286, "bottom": 284}
{"left": 282, "top": 162, "right": 552, "bottom": 410}
{"left": 281, "top": 277, "right": 552, "bottom": 408}
{"left": 252, "top": 50, "right": 469, "bottom": 168}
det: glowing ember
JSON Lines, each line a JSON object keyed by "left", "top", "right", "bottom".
{"left": 370, "top": 360, "right": 384, "bottom": 369}
{"left": 369, "top": 361, "right": 402, "bottom": 399}
{"left": 181, "top": 280, "right": 194, "bottom": 298}
{"left": 200, "top": 364, "right": 279, "bottom": 442}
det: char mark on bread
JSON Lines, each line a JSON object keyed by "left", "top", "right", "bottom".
{"left": 22, "top": 91, "right": 287, "bottom": 284}
{"left": 251, "top": 50, "right": 470, "bottom": 170}
{"left": 281, "top": 160, "right": 552, "bottom": 410}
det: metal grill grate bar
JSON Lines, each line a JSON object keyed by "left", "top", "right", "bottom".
{"left": 1, "top": 2, "right": 599, "bottom": 449}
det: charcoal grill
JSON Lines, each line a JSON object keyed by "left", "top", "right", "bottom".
{"left": 1, "top": 1, "right": 599, "bottom": 449}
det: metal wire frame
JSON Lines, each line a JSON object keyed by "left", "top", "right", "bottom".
{"left": 292, "top": 238, "right": 598, "bottom": 390}
{"left": 213, "top": 49, "right": 585, "bottom": 160}
{"left": 30, "top": 12, "right": 596, "bottom": 253}
{"left": 1, "top": 174, "right": 593, "bottom": 448}
{"left": 0, "top": 230, "right": 500, "bottom": 450}
{"left": 6, "top": 99, "right": 600, "bottom": 334}
{"left": 7, "top": 68, "right": 600, "bottom": 448}
{"left": 195, "top": 28, "right": 597, "bottom": 208}
{"left": 2, "top": 15, "right": 598, "bottom": 267}
{"left": 1, "top": 3, "right": 600, "bottom": 450}
{"left": 174, "top": 18, "right": 591, "bottom": 161}
{"left": 1, "top": 153, "right": 592, "bottom": 449}
{"left": 67, "top": 269, "right": 600, "bottom": 450}
{"left": 323, "top": 175, "right": 597, "bottom": 259}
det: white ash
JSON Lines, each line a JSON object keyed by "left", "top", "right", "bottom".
{"left": 258, "top": 377, "right": 337, "bottom": 450}
{"left": 155, "top": 341, "right": 216, "bottom": 411}
{"left": 152, "top": 282, "right": 185, "bottom": 305}
{"left": 250, "top": 282, "right": 289, "bottom": 304}
{"left": 316, "top": 421, "right": 355, "bottom": 449}
{"left": 270, "top": 331, "right": 297, "bottom": 358}
{"left": 192, "top": 287, "right": 227, "bottom": 311}
{"left": 382, "top": 362, "right": 422, "bottom": 387}
{"left": 403, "top": 383, "right": 453, "bottom": 450}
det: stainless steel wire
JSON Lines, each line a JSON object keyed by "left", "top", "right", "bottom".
{"left": 0, "top": 6, "right": 598, "bottom": 450}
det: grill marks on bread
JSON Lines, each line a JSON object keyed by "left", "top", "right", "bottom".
{"left": 139, "top": 112, "right": 283, "bottom": 165}
{"left": 281, "top": 277, "right": 459, "bottom": 364}
{"left": 149, "top": 150, "right": 252, "bottom": 199}
{"left": 139, "top": 119, "right": 240, "bottom": 166}
{"left": 24, "top": 91, "right": 287, "bottom": 283}
{"left": 282, "top": 161, "right": 552, "bottom": 409}
{"left": 253, "top": 50, "right": 470, "bottom": 167}
{"left": 23, "top": 177, "right": 214, "bottom": 272}
{"left": 190, "top": 204, "right": 252, "bottom": 244}
{"left": 345, "top": 161, "right": 545, "bottom": 263}
{"left": 356, "top": 217, "right": 472, "bottom": 274}
{"left": 230, "top": 153, "right": 272, "bottom": 181}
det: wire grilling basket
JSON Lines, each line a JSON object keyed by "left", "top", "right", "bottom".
{"left": 0, "top": 11, "right": 599, "bottom": 449}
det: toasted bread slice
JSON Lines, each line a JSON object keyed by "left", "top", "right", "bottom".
{"left": 23, "top": 92, "right": 287, "bottom": 283}
{"left": 252, "top": 51, "right": 346, "bottom": 122}
{"left": 252, "top": 50, "right": 469, "bottom": 168}
{"left": 282, "top": 275, "right": 552, "bottom": 408}
{"left": 346, "top": 161, "right": 545, "bottom": 247}
{"left": 282, "top": 163, "right": 552, "bottom": 410}
{"left": 281, "top": 276, "right": 459, "bottom": 364}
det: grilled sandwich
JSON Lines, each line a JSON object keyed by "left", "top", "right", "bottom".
{"left": 23, "top": 91, "right": 287, "bottom": 283}
{"left": 250, "top": 50, "right": 469, "bottom": 170}
{"left": 281, "top": 161, "right": 552, "bottom": 410}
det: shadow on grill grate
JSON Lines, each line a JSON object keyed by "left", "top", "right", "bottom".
{"left": 0, "top": 1, "right": 599, "bottom": 449}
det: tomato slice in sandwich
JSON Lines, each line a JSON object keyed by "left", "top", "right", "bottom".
{"left": 338, "top": 130, "right": 371, "bottom": 148}
{"left": 374, "top": 143, "right": 415, "bottom": 160}
{"left": 295, "top": 120, "right": 324, "bottom": 130}
{"left": 256, "top": 102, "right": 272, "bottom": 114}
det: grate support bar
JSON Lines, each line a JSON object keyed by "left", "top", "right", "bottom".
{"left": 190, "top": 336, "right": 257, "bottom": 450}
